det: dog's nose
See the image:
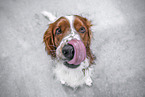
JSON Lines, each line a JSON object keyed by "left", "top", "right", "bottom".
{"left": 62, "top": 44, "right": 74, "bottom": 60}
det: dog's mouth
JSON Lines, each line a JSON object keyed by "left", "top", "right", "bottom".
{"left": 63, "top": 62, "right": 80, "bottom": 68}
{"left": 62, "top": 39, "right": 86, "bottom": 66}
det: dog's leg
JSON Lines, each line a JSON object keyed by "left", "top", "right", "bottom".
{"left": 85, "top": 77, "right": 92, "bottom": 86}
{"left": 85, "top": 69, "right": 93, "bottom": 86}
{"left": 60, "top": 80, "right": 66, "bottom": 85}
{"left": 41, "top": 11, "right": 56, "bottom": 22}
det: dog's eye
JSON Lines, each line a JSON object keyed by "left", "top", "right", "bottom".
{"left": 79, "top": 27, "right": 86, "bottom": 33}
{"left": 55, "top": 27, "right": 62, "bottom": 35}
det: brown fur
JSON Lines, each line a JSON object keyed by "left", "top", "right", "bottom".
{"left": 43, "top": 15, "right": 95, "bottom": 65}
{"left": 74, "top": 15, "right": 95, "bottom": 65}
{"left": 43, "top": 17, "right": 70, "bottom": 58}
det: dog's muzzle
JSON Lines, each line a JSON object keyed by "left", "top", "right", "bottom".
{"left": 62, "top": 44, "right": 74, "bottom": 61}
{"left": 62, "top": 39, "right": 86, "bottom": 66}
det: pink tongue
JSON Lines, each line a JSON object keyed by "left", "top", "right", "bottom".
{"left": 68, "top": 39, "right": 86, "bottom": 65}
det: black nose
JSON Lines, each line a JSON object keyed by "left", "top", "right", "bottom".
{"left": 62, "top": 44, "right": 74, "bottom": 60}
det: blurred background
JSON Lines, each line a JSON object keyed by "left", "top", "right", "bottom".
{"left": 0, "top": 0, "right": 145, "bottom": 97}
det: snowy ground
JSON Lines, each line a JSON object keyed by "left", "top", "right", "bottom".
{"left": 0, "top": 0, "right": 145, "bottom": 97}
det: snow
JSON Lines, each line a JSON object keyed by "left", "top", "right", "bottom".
{"left": 0, "top": 0, "right": 145, "bottom": 97}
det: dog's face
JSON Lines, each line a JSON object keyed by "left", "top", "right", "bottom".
{"left": 43, "top": 15, "right": 94, "bottom": 65}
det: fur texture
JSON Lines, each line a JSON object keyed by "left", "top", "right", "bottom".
{"left": 42, "top": 11, "right": 95, "bottom": 88}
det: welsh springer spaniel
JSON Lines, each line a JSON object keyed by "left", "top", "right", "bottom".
{"left": 42, "top": 11, "right": 95, "bottom": 88}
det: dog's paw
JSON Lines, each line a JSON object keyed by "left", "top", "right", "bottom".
{"left": 60, "top": 80, "right": 66, "bottom": 85}
{"left": 85, "top": 77, "right": 92, "bottom": 86}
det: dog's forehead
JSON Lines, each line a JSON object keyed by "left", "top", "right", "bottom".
{"left": 55, "top": 15, "right": 86, "bottom": 28}
{"left": 64, "top": 16, "right": 75, "bottom": 30}
{"left": 64, "top": 15, "right": 86, "bottom": 31}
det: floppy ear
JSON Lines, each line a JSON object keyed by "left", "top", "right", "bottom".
{"left": 85, "top": 19, "right": 96, "bottom": 65}
{"left": 43, "top": 24, "right": 56, "bottom": 58}
{"left": 86, "top": 32, "right": 96, "bottom": 65}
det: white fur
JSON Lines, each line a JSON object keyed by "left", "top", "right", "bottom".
{"left": 53, "top": 59, "right": 93, "bottom": 88}
{"left": 41, "top": 11, "right": 57, "bottom": 22}
{"left": 42, "top": 11, "right": 93, "bottom": 88}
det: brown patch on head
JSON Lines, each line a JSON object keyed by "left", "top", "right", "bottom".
{"left": 74, "top": 15, "right": 95, "bottom": 65}
{"left": 43, "top": 17, "right": 70, "bottom": 58}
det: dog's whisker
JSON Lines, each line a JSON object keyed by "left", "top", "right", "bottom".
{"left": 48, "top": 45, "right": 56, "bottom": 47}
{"left": 55, "top": 43, "right": 59, "bottom": 46}
{"left": 83, "top": 41, "right": 89, "bottom": 43}
{"left": 50, "top": 50, "right": 56, "bottom": 52}
{"left": 50, "top": 50, "right": 56, "bottom": 51}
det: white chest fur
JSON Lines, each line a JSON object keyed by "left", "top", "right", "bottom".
{"left": 53, "top": 58, "right": 93, "bottom": 88}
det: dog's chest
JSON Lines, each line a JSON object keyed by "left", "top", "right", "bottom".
{"left": 53, "top": 59, "right": 90, "bottom": 86}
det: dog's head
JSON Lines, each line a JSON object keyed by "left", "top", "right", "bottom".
{"left": 43, "top": 15, "right": 95, "bottom": 66}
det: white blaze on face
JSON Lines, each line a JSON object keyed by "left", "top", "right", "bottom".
{"left": 64, "top": 16, "right": 81, "bottom": 40}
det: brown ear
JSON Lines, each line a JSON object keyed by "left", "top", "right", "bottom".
{"left": 86, "top": 32, "right": 96, "bottom": 65}
{"left": 86, "top": 46, "right": 96, "bottom": 65}
{"left": 43, "top": 24, "right": 56, "bottom": 58}
{"left": 85, "top": 19, "right": 96, "bottom": 65}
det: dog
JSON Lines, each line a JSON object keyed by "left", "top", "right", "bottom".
{"left": 42, "top": 11, "right": 95, "bottom": 88}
